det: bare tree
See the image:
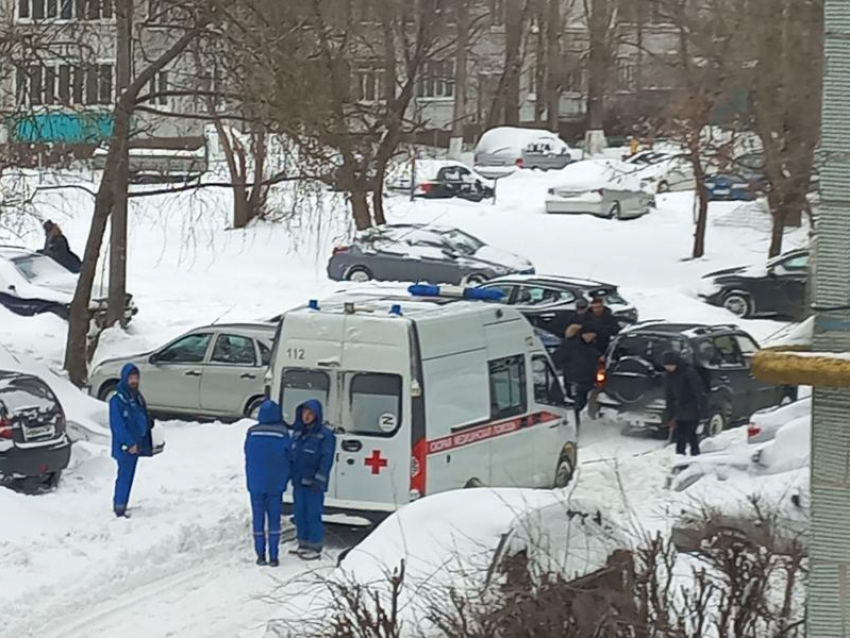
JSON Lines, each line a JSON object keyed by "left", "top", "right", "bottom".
{"left": 582, "top": 0, "right": 619, "bottom": 155}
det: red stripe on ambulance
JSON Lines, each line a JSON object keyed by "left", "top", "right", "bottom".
{"left": 426, "top": 411, "right": 561, "bottom": 455}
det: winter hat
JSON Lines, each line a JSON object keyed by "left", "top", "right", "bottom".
{"left": 663, "top": 351, "right": 681, "bottom": 366}
{"left": 576, "top": 298, "right": 589, "bottom": 310}
{"left": 43, "top": 220, "right": 54, "bottom": 232}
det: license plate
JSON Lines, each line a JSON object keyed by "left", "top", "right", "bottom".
{"left": 23, "top": 425, "right": 54, "bottom": 440}
{"left": 713, "top": 188, "right": 730, "bottom": 196}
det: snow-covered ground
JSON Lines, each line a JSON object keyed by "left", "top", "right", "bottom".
{"left": 0, "top": 165, "right": 809, "bottom": 637}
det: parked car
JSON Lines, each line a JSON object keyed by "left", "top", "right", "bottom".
{"left": 473, "top": 127, "right": 575, "bottom": 178}
{"left": 545, "top": 160, "right": 654, "bottom": 219}
{"left": 88, "top": 322, "right": 276, "bottom": 420}
{"left": 0, "top": 370, "right": 72, "bottom": 491}
{"left": 747, "top": 395, "right": 811, "bottom": 444}
{"left": 327, "top": 224, "right": 534, "bottom": 285}
{"left": 625, "top": 151, "right": 696, "bottom": 193}
{"left": 477, "top": 275, "right": 639, "bottom": 337}
{"left": 597, "top": 323, "right": 797, "bottom": 437}
{"left": 698, "top": 249, "right": 809, "bottom": 319}
{"left": 385, "top": 159, "right": 494, "bottom": 201}
{"left": 0, "top": 246, "right": 137, "bottom": 326}
{"left": 704, "top": 152, "right": 768, "bottom": 201}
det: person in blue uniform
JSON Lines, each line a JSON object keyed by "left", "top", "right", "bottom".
{"left": 109, "top": 363, "right": 152, "bottom": 518}
{"left": 290, "top": 399, "right": 335, "bottom": 560}
{"left": 244, "top": 400, "right": 291, "bottom": 567}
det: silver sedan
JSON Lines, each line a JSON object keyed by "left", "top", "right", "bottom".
{"left": 88, "top": 322, "right": 276, "bottom": 420}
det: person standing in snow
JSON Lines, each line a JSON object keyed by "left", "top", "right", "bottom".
{"left": 109, "top": 363, "right": 152, "bottom": 518}
{"left": 561, "top": 323, "right": 600, "bottom": 428}
{"left": 290, "top": 399, "right": 335, "bottom": 560}
{"left": 584, "top": 295, "right": 621, "bottom": 356}
{"left": 244, "top": 400, "right": 291, "bottom": 567}
{"left": 662, "top": 351, "right": 707, "bottom": 457}
{"left": 40, "top": 220, "right": 82, "bottom": 274}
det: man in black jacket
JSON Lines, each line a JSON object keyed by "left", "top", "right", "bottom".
{"left": 40, "top": 220, "right": 82, "bottom": 273}
{"left": 585, "top": 295, "right": 621, "bottom": 356}
{"left": 561, "top": 322, "right": 600, "bottom": 428}
{"left": 662, "top": 350, "right": 707, "bottom": 456}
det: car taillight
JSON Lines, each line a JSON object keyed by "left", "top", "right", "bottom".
{"left": 410, "top": 437, "right": 427, "bottom": 498}
{"left": 332, "top": 246, "right": 350, "bottom": 256}
{"left": 515, "top": 158, "right": 524, "bottom": 168}
{"left": 747, "top": 423, "right": 761, "bottom": 439}
{"left": 0, "top": 418, "right": 13, "bottom": 439}
{"left": 420, "top": 181, "right": 434, "bottom": 194}
{"left": 595, "top": 363, "right": 607, "bottom": 387}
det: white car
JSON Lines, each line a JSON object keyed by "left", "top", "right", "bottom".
{"left": 385, "top": 159, "right": 495, "bottom": 200}
{"left": 625, "top": 151, "right": 696, "bottom": 193}
{"left": 545, "top": 159, "right": 654, "bottom": 219}
{"left": 747, "top": 395, "right": 811, "bottom": 444}
{"left": 0, "top": 246, "right": 137, "bottom": 325}
{"left": 474, "top": 127, "right": 575, "bottom": 178}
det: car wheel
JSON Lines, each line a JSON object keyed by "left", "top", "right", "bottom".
{"left": 722, "top": 292, "right": 754, "bottom": 318}
{"left": 464, "top": 477, "right": 484, "bottom": 488}
{"left": 657, "top": 180, "right": 670, "bottom": 194}
{"left": 608, "top": 202, "right": 622, "bottom": 219}
{"left": 464, "top": 273, "right": 489, "bottom": 285}
{"left": 553, "top": 454, "right": 575, "bottom": 489}
{"left": 703, "top": 404, "right": 730, "bottom": 438}
{"left": 246, "top": 397, "right": 265, "bottom": 419}
{"left": 345, "top": 266, "right": 373, "bottom": 283}
{"left": 98, "top": 380, "right": 119, "bottom": 402}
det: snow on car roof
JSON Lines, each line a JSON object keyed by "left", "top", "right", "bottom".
{"left": 489, "top": 274, "right": 613, "bottom": 289}
{"left": 476, "top": 126, "right": 570, "bottom": 154}
{"left": 0, "top": 245, "right": 38, "bottom": 259}
{"left": 549, "top": 159, "right": 644, "bottom": 192}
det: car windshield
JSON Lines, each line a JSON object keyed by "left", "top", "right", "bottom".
{"left": 11, "top": 254, "right": 74, "bottom": 284}
{"left": 611, "top": 334, "right": 687, "bottom": 368}
{"left": 436, "top": 228, "right": 484, "bottom": 255}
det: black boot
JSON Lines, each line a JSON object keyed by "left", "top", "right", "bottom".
{"left": 256, "top": 555, "right": 267, "bottom": 566}
{"left": 114, "top": 508, "right": 131, "bottom": 519}
{"left": 269, "top": 558, "right": 280, "bottom": 567}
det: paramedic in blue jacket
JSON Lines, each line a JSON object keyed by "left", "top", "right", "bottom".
{"left": 245, "top": 400, "right": 291, "bottom": 566}
{"left": 290, "top": 399, "right": 335, "bottom": 560}
{"left": 109, "top": 363, "right": 151, "bottom": 518}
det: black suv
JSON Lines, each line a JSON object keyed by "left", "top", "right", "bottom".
{"left": 699, "top": 249, "right": 808, "bottom": 320}
{"left": 478, "top": 275, "right": 639, "bottom": 336}
{"left": 0, "top": 371, "right": 71, "bottom": 491}
{"left": 596, "top": 323, "right": 796, "bottom": 437}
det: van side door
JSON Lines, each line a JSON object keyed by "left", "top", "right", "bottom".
{"left": 487, "top": 355, "right": 536, "bottom": 488}
{"left": 531, "top": 355, "right": 574, "bottom": 487}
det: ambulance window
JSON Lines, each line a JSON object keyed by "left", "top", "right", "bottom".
{"left": 488, "top": 356, "right": 526, "bottom": 419}
{"left": 532, "top": 356, "right": 565, "bottom": 406}
{"left": 348, "top": 373, "right": 402, "bottom": 437}
{"left": 281, "top": 369, "right": 329, "bottom": 424}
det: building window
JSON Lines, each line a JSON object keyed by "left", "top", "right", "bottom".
{"left": 18, "top": 0, "right": 112, "bottom": 20}
{"left": 417, "top": 60, "right": 454, "bottom": 99}
{"left": 617, "top": 59, "right": 635, "bottom": 91}
{"left": 353, "top": 62, "right": 385, "bottom": 102}
{"left": 15, "top": 63, "right": 114, "bottom": 106}
{"left": 147, "top": 71, "right": 169, "bottom": 105}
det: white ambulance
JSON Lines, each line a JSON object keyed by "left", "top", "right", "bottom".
{"left": 268, "top": 285, "right": 577, "bottom": 519}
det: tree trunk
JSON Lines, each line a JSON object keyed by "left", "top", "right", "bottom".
{"left": 106, "top": 0, "right": 133, "bottom": 326}
{"left": 585, "top": 0, "right": 608, "bottom": 145}
{"left": 545, "top": 0, "right": 561, "bottom": 130}
{"left": 691, "top": 149, "right": 709, "bottom": 259}
{"left": 350, "top": 192, "right": 372, "bottom": 230}
{"left": 248, "top": 126, "right": 268, "bottom": 219}
{"left": 503, "top": 0, "right": 524, "bottom": 125}
{"left": 449, "top": 0, "right": 469, "bottom": 159}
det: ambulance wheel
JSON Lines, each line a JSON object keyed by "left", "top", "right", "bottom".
{"left": 464, "top": 477, "right": 484, "bottom": 488}
{"left": 553, "top": 455, "right": 575, "bottom": 489}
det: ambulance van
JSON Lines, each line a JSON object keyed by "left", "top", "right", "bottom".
{"left": 268, "top": 286, "right": 577, "bottom": 518}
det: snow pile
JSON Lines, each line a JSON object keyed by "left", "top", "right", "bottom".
{"left": 762, "top": 316, "right": 814, "bottom": 350}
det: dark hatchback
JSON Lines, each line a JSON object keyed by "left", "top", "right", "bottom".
{"left": 699, "top": 249, "right": 808, "bottom": 320}
{"left": 596, "top": 323, "right": 796, "bottom": 437}
{"left": 477, "top": 275, "right": 639, "bottom": 336}
{"left": 0, "top": 371, "right": 71, "bottom": 491}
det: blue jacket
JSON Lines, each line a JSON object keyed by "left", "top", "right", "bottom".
{"left": 245, "top": 400, "right": 291, "bottom": 495}
{"left": 109, "top": 363, "right": 151, "bottom": 460}
{"left": 291, "top": 399, "right": 335, "bottom": 492}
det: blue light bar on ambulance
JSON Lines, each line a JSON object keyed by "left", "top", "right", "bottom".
{"left": 407, "top": 284, "right": 504, "bottom": 301}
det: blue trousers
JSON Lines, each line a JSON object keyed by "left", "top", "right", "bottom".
{"left": 293, "top": 484, "right": 325, "bottom": 551}
{"left": 113, "top": 455, "right": 138, "bottom": 511}
{"left": 250, "top": 492, "right": 283, "bottom": 560}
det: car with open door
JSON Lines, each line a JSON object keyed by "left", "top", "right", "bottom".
{"left": 596, "top": 323, "right": 796, "bottom": 438}
{"left": 0, "top": 370, "right": 72, "bottom": 491}
{"left": 88, "top": 322, "right": 276, "bottom": 420}
{"left": 698, "top": 249, "right": 809, "bottom": 319}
